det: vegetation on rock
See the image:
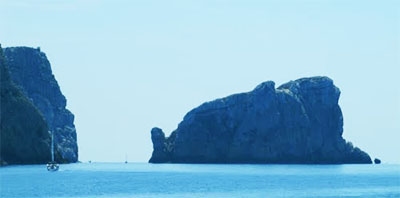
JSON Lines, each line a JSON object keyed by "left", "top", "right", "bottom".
{"left": 0, "top": 45, "right": 51, "bottom": 165}
{"left": 1, "top": 45, "right": 77, "bottom": 164}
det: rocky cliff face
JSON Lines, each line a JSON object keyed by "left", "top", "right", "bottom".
{"left": 0, "top": 45, "right": 51, "bottom": 165}
{"left": 149, "top": 77, "right": 371, "bottom": 164}
{"left": 3, "top": 46, "right": 78, "bottom": 163}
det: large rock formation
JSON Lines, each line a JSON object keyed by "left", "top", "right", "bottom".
{"left": 149, "top": 77, "right": 372, "bottom": 164}
{"left": 2, "top": 46, "right": 78, "bottom": 163}
{"left": 0, "top": 45, "right": 51, "bottom": 165}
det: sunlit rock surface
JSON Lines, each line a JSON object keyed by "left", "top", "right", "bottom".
{"left": 150, "top": 76, "right": 371, "bottom": 164}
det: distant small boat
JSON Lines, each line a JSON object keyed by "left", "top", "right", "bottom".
{"left": 47, "top": 130, "right": 59, "bottom": 172}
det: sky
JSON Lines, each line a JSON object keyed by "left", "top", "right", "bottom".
{"left": 1, "top": 0, "right": 399, "bottom": 163}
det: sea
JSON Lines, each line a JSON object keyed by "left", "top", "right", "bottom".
{"left": 1, "top": 163, "right": 399, "bottom": 197}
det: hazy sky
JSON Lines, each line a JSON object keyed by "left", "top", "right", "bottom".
{"left": 1, "top": 0, "right": 399, "bottom": 163}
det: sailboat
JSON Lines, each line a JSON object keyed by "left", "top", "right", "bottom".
{"left": 47, "top": 130, "right": 59, "bottom": 171}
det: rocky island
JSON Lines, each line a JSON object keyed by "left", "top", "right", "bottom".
{"left": 0, "top": 45, "right": 78, "bottom": 164}
{"left": 149, "top": 76, "right": 372, "bottom": 164}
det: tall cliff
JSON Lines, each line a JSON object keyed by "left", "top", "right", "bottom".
{"left": 149, "top": 76, "right": 372, "bottom": 164}
{"left": 0, "top": 45, "right": 51, "bottom": 164}
{"left": 3, "top": 46, "right": 78, "bottom": 163}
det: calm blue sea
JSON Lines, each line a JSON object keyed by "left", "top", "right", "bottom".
{"left": 1, "top": 163, "right": 399, "bottom": 197}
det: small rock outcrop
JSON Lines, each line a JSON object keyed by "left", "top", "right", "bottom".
{"left": 2, "top": 46, "right": 78, "bottom": 163}
{"left": 149, "top": 76, "right": 372, "bottom": 164}
{"left": 0, "top": 45, "right": 51, "bottom": 164}
{"left": 374, "top": 158, "right": 381, "bottom": 164}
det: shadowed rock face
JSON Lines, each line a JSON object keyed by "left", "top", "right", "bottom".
{"left": 0, "top": 45, "right": 51, "bottom": 165}
{"left": 3, "top": 47, "right": 78, "bottom": 163}
{"left": 149, "top": 77, "right": 372, "bottom": 164}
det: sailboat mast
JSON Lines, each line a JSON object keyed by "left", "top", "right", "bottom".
{"left": 47, "top": 130, "right": 59, "bottom": 171}
{"left": 51, "top": 131, "right": 54, "bottom": 162}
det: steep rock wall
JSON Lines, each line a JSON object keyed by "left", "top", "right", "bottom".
{"left": 4, "top": 47, "right": 78, "bottom": 163}
{"left": 0, "top": 45, "right": 51, "bottom": 165}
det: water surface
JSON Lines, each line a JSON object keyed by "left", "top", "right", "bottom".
{"left": 1, "top": 163, "right": 399, "bottom": 197}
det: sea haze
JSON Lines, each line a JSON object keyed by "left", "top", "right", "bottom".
{"left": 1, "top": 163, "right": 399, "bottom": 197}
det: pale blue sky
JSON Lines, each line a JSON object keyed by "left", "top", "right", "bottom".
{"left": 1, "top": 0, "right": 399, "bottom": 163}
